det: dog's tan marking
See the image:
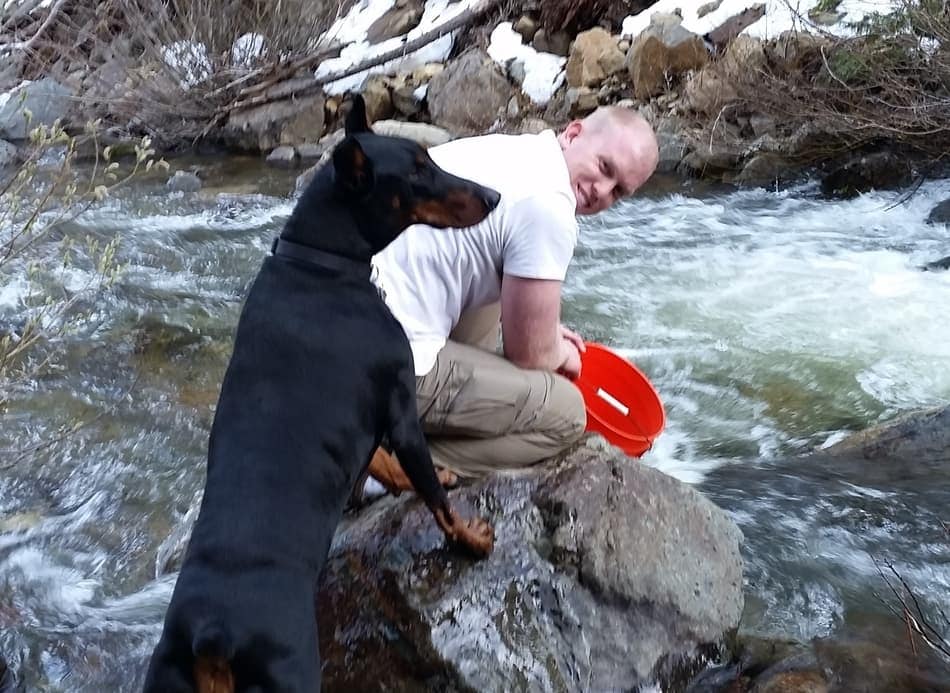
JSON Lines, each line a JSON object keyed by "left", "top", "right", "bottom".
{"left": 194, "top": 655, "right": 234, "bottom": 693}
{"left": 368, "top": 447, "right": 456, "bottom": 494}
{"left": 433, "top": 506, "right": 494, "bottom": 557}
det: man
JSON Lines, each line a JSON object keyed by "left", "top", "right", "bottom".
{"left": 368, "top": 106, "right": 659, "bottom": 489}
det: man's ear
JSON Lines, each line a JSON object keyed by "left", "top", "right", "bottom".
{"left": 344, "top": 94, "right": 372, "bottom": 135}
{"left": 333, "top": 136, "right": 375, "bottom": 196}
{"left": 562, "top": 120, "right": 583, "bottom": 144}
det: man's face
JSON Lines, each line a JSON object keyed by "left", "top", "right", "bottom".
{"left": 559, "top": 119, "right": 654, "bottom": 215}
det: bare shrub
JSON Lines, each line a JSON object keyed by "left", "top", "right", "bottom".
{"left": 697, "top": 1, "right": 950, "bottom": 164}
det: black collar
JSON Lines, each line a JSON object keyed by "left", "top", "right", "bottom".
{"left": 271, "top": 237, "right": 371, "bottom": 280}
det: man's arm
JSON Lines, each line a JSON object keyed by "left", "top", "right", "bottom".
{"left": 500, "top": 275, "right": 582, "bottom": 377}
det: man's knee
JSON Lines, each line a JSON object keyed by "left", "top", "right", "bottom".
{"left": 548, "top": 374, "right": 587, "bottom": 444}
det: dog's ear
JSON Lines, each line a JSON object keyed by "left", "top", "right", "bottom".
{"left": 333, "top": 136, "right": 375, "bottom": 196}
{"left": 344, "top": 94, "right": 371, "bottom": 135}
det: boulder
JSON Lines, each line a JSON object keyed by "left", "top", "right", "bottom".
{"left": 372, "top": 119, "right": 452, "bottom": 147}
{"left": 223, "top": 82, "right": 325, "bottom": 152}
{"left": 692, "top": 630, "right": 950, "bottom": 692}
{"left": 565, "top": 27, "right": 625, "bottom": 88}
{"left": 165, "top": 170, "right": 202, "bottom": 193}
{"left": 296, "top": 142, "right": 325, "bottom": 162}
{"left": 512, "top": 14, "right": 538, "bottom": 43}
{"left": 365, "top": 0, "right": 423, "bottom": 44}
{"left": 532, "top": 28, "right": 572, "bottom": 57}
{"left": 653, "top": 115, "right": 691, "bottom": 174}
{"left": 520, "top": 117, "right": 551, "bottom": 135}
{"left": 822, "top": 405, "right": 950, "bottom": 463}
{"left": 294, "top": 120, "right": 453, "bottom": 194}
{"left": 684, "top": 70, "right": 737, "bottom": 118}
{"left": 684, "top": 35, "right": 765, "bottom": 118}
{"left": 820, "top": 151, "right": 913, "bottom": 199}
{"left": 0, "top": 78, "right": 75, "bottom": 140}
{"left": 82, "top": 54, "right": 133, "bottom": 103}
{"left": 625, "top": 13, "right": 709, "bottom": 100}
{"left": 265, "top": 145, "right": 299, "bottom": 169}
{"left": 921, "top": 255, "right": 950, "bottom": 271}
{"left": 565, "top": 86, "right": 599, "bottom": 116}
{"left": 392, "top": 84, "right": 423, "bottom": 117}
{"left": 926, "top": 197, "right": 950, "bottom": 225}
{"left": 360, "top": 75, "right": 394, "bottom": 123}
{"left": 680, "top": 139, "right": 744, "bottom": 176}
{"left": 735, "top": 152, "right": 791, "bottom": 186}
{"left": 0, "top": 139, "right": 16, "bottom": 169}
{"left": 409, "top": 63, "right": 444, "bottom": 84}
{"left": 427, "top": 50, "right": 512, "bottom": 135}
{"left": 316, "top": 442, "right": 745, "bottom": 691}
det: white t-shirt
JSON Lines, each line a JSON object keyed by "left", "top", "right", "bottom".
{"left": 372, "top": 130, "right": 578, "bottom": 376}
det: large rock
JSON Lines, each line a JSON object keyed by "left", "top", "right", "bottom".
{"left": 641, "top": 108, "right": 691, "bottom": 173}
{"left": 165, "top": 170, "right": 202, "bottom": 193}
{"left": 360, "top": 75, "right": 394, "bottom": 123}
{"left": 373, "top": 119, "right": 453, "bottom": 147}
{"left": 926, "top": 197, "right": 950, "bottom": 225}
{"left": 392, "top": 84, "right": 423, "bottom": 117}
{"left": 822, "top": 405, "right": 950, "bottom": 463}
{"left": 427, "top": 49, "right": 513, "bottom": 135}
{"left": 921, "top": 255, "right": 950, "bottom": 271}
{"left": 680, "top": 139, "right": 744, "bottom": 176}
{"left": 820, "top": 151, "right": 913, "bottom": 199}
{"left": 625, "top": 13, "right": 709, "bottom": 100}
{"left": 684, "top": 70, "right": 737, "bottom": 118}
{"left": 735, "top": 152, "right": 790, "bottom": 186}
{"left": 81, "top": 54, "right": 133, "bottom": 103}
{"left": 566, "top": 27, "right": 625, "bottom": 88}
{"left": 317, "top": 441, "right": 745, "bottom": 691}
{"left": 0, "top": 139, "right": 16, "bottom": 169}
{"left": 532, "top": 28, "right": 572, "bottom": 57}
{"left": 694, "top": 630, "right": 950, "bottom": 691}
{"left": 684, "top": 35, "right": 764, "bottom": 117}
{"left": 0, "top": 78, "right": 75, "bottom": 140}
{"left": 294, "top": 120, "right": 453, "bottom": 194}
{"left": 223, "top": 81, "right": 325, "bottom": 152}
{"left": 265, "top": 145, "right": 299, "bottom": 169}
{"left": 365, "top": 0, "right": 423, "bottom": 44}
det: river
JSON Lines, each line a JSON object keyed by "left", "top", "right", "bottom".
{"left": 1, "top": 161, "right": 948, "bottom": 690}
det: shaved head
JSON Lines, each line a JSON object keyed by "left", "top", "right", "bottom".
{"left": 557, "top": 107, "right": 660, "bottom": 215}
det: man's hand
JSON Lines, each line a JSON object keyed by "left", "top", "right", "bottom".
{"left": 560, "top": 325, "right": 586, "bottom": 354}
{"left": 556, "top": 325, "right": 585, "bottom": 379}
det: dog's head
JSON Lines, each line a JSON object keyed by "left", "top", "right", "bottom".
{"left": 331, "top": 95, "right": 501, "bottom": 254}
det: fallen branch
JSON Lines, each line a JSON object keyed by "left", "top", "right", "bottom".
{"left": 218, "top": 0, "right": 498, "bottom": 117}
{"left": 313, "top": 0, "right": 497, "bottom": 88}
{"left": 0, "top": 0, "right": 67, "bottom": 50}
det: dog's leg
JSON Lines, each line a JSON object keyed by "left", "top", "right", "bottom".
{"left": 367, "top": 446, "right": 458, "bottom": 496}
{"left": 387, "top": 367, "right": 494, "bottom": 557}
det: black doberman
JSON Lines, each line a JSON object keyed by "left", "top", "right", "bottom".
{"left": 143, "top": 95, "right": 498, "bottom": 693}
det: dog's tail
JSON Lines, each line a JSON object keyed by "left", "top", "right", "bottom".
{"left": 192, "top": 622, "right": 235, "bottom": 693}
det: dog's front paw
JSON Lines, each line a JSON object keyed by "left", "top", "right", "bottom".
{"left": 456, "top": 516, "right": 494, "bottom": 557}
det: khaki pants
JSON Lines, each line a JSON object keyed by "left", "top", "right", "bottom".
{"left": 415, "top": 303, "right": 586, "bottom": 478}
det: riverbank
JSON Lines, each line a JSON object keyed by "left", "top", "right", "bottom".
{"left": 2, "top": 0, "right": 949, "bottom": 196}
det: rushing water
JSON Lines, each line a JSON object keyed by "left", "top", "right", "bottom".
{"left": 1, "top": 161, "right": 948, "bottom": 690}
